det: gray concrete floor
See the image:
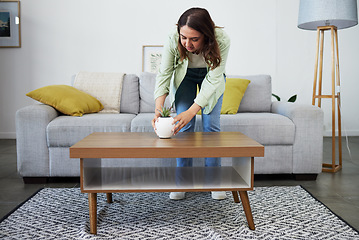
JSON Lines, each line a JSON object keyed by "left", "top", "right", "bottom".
{"left": 1, "top": 137, "right": 358, "bottom": 231}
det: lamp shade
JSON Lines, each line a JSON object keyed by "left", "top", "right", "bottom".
{"left": 298, "top": 0, "right": 358, "bottom": 30}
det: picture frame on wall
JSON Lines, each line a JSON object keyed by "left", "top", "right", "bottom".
{"left": 142, "top": 45, "right": 163, "bottom": 73}
{"left": 0, "top": 0, "right": 20, "bottom": 48}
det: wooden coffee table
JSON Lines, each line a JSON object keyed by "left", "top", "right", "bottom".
{"left": 70, "top": 132, "right": 264, "bottom": 234}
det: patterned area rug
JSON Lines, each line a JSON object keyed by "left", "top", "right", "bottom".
{"left": 0, "top": 186, "right": 358, "bottom": 239}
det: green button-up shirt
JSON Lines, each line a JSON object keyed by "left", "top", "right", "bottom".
{"left": 154, "top": 28, "right": 230, "bottom": 114}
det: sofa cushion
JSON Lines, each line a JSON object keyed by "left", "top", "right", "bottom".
{"left": 228, "top": 75, "right": 272, "bottom": 113}
{"left": 194, "top": 113, "right": 295, "bottom": 145}
{"left": 47, "top": 113, "right": 136, "bottom": 147}
{"left": 221, "top": 78, "right": 250, "bottom": 114}
{"left": 139, "top": 72, "right": 172, "bottom": 113}
{"left": 74, "top": 71, "right": 125, "bottom": 113}
{"left": 133, "top": 112, "right": 295, "bottom": 145}
{"left": 26, "top": 85, "right": 104, "bottom": 117}
{"left": 120, "top": 74, "right": 140, "bottom": 114}
{"left": 71, "top": 74, "right": 140, "bottom": 114}
{"left": 141, "top": 73, "right": 271, "bottom": 113}
{"left": 131, "top": 113, "right": 156, "bottom": 132}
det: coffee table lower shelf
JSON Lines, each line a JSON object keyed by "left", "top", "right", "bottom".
{"left": 80, "top": 158, "right": 255, "bottom": 235}
{"left": 82, "top": 166, "right": 252, "bottom": 192}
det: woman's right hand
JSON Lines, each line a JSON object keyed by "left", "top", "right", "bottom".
{"left": 151, "top": 113, "right": 160, "bottom": 131}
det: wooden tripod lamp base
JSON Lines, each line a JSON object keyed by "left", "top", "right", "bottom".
{"left": 312, "top": 25, "right": 342, "bottom": 173}
{"left": 322, "top": 163, "right": 342, "bottom": 172}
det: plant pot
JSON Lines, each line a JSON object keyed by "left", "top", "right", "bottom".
{"left": 155, "top": 117, "right": 175, "bottom": 138}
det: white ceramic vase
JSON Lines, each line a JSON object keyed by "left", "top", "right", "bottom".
{"left": 155, "top": 117, "right": 175, "bottom": 138}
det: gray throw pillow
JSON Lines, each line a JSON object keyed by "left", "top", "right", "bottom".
{"left": 139, "top": 72, "right": 171, "bottom": 113}
{"left": 120, "top": 74, "right": 140, "bottom": 114}
{"left": 228, "top": 75, "right": 272, "bottom": 113}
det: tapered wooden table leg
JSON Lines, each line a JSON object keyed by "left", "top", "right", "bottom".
{"left": 88, "top": 193, "right": 97, "bottom": 234}
{"left": 232, "top": 191, "right": 240, "bottom": 203}
{"left": 239, "top": 191, "right": 255, "bottom": 230}
{"left": 106, "top": 193, "right": 113, "bottom": 203}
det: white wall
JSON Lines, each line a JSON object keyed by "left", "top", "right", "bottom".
{"left": 1, "top": 0, "right": 358, "bottom": 138}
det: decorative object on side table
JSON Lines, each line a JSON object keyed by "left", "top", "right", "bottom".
{"left": 0, "top": 0, "right": 21, "bottom": 48}
{"left": 298, "top": 0, "right": 358, "bottom": 173}
{"left": 155, "top": 105, "right": 175, "bottom": 138}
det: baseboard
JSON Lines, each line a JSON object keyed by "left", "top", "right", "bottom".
{"left": 0, "top": 132, "right": 16, "bottom": 139}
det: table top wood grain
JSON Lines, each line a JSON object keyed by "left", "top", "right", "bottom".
{"left": 70, "top": 132, "right": 264, "bottom": 159}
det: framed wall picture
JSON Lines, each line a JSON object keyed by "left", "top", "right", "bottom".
{"left": 0, "top": 0, "right": 20, "bottom": 48}
{"left": 142, "top": 45, "right": 163, "bottom": 73}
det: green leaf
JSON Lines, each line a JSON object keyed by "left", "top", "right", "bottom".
{"left": 288, "top": 95, "right": 297, "bottom": 103}
{"left": 158, "top": 105, "right": 172, "bottom": 117}
{"left": 272, "top": 93, "right": 281, "bottom": 101}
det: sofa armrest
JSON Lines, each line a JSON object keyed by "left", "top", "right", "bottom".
{"left": 15, "top": 104, "right": 59, "bottom": 177}
{"left": 271, "top": 101, "right": 324, "bottom": 174}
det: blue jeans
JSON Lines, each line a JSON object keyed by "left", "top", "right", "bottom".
{"left": 175, "top": 68, "right": 224, "bottom": 167}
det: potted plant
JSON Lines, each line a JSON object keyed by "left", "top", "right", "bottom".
{"left": 155, "top": 106, "right": 175, "bottom": 138}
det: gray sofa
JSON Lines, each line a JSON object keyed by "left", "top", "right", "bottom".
{"left": 16, "top": 73, "right": 324, "bottom": 183}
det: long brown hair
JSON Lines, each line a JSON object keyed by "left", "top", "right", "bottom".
{"left": 177, "top": 8, "right": 221, "bottom": 70}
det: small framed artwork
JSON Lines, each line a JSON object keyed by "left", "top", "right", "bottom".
{"left": 0, "top": 0, "right": 21, "bottom": 48}
{"left": 142, "top": 45, "right": 163, "bottom": 73}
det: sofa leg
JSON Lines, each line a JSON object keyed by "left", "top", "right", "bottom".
{"left": 294, "top": 174, "right": 318, "bottom": 181}
{"left": 23, "top": 177, "right": 49, "bottom": 184}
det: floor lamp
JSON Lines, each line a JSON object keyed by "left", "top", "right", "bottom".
{"left": 298, "top": 0, "right": 358, "bottom": 173}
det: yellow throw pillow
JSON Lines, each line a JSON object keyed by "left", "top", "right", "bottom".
{"left": 221, "top": 78, "right": 250, "bottom": 114}
{"left": 196, "top": 78, "right": 250, "bottom": 115}
{"left": 26, "top": 85, "right": 104, "bottom": 116}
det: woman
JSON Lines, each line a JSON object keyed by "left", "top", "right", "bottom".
{"left": 152, "top": 7, "right": 230, "bottom": 200}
